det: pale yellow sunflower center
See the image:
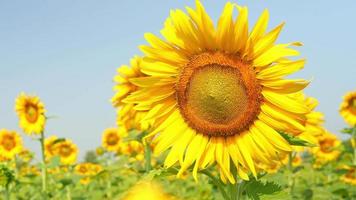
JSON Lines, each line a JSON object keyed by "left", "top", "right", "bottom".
{"left": 107, "top": 133, "right": 119, "bottom": 146}
{"left": 25, "top": 104, "right": 39, "bottom": 123}
{"left": 1, "top": 135, "right": 16, "bottom": 151}
{"left": 176, "top": 52, "right": 262, "bottom": 137}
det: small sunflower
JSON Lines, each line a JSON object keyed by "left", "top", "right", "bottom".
{"left": 44, "top": 135, "right": 59, "bottom": 159}
{"left": 121, "top": 140, "right": 145, "bottom": 161}
{"left": 15, "top": 93, "right": 46, "bottom": 135}
{"left": 102, "top": 128, "right": 126, "bottom": 152}
{"left": 340, "top": 91, "right": 356, "bottom": 126}
{"left": 340, "top": 166, "right": 356, "bottom": 185}
{"left": 112, "top": 57, "right": 151, "bottom": 131}
{"left": 75, "top": 162, "right": 102, "bottom": 176}
{"left": 53, "top": 139, "right": 78, "bottom": 165}
{"left": 0, "top": 129, "right": 23, "bottom": 160}
{"left": 122, "top": 1, "right": 310, "bottom": 182}
{"left": 312, "top": 131, "right": 340, "bottom": 165}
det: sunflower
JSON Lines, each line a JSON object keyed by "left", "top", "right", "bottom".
{"left": 75, "top": 162, "right": 102, "bottom": 176}
{"left": 74, "top": 162, "right": 102, "bottom": 184}
{"left": 122, "top": 1, "right": 309, "bottom": 182}
{"left": 112, "top": 56, "right": 152, "bottom": 131}
{"left": 44, "top": 135, "right": 59, "bottom": 159}
{"left": 312, "top": 131, "right": 340, "bottom": 165}
{"left": 102, "top": 128, "right": 126, "bottom": 152}
{"left": 15, "top": 93, "right": 46, "bottom": 135}
{"left": 291, "top": 96, "right": 325, "bottom": 151}
{"left": 53, "top": 139, "right": 78, "bottom": 165}
{"left": 121, "top": 140, "right": 145, "bottom": 161}
{"left": 340, "top": 91, "right": 356, "bottom": 126}
{"left": 0, "top": 129, "right": 23, "bottom": 160}
{"left": 340, "top": 166, "right": 356, "bottom": 185}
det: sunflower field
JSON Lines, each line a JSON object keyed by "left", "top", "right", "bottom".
{"left": 1, "top": 1, "right": 356, "bottom": 200}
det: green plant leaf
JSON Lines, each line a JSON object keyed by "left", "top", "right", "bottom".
{"left": 278, "top": 132, "right": 316, "bottom": 147}
{"left": 245, "top": 180, "right": 283, "bottom": 200}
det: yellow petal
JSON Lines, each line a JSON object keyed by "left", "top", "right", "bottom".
{"left": 262, "top": 90, "right": 309, "bottom": 114}
{"left": 254, "top": 121, "right": 292, "bottom": 152}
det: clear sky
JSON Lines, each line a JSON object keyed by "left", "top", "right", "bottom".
{"left": 1, "top": 0, "right": 355, "bottom": 159}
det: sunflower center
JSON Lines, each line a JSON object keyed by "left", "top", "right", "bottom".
{"left": 1, "top": 135, "right": 16, "bottom": 151}
{"left": 107, "top": 133, "right": 119, "bottom": 146}
{"left": 176, "top": 52, "right": 262, "bottom": 137}
{"left": 349, "top": 98, "right": 356, "bottom": 114}
{"left": 25, "top": 104, "right": 39, "bottom": 123}
{"left": 59, "top": 145, "right": 72, "bottom": 157}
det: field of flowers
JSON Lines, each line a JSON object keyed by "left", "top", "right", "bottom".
{"left": 1, "top": 1, "right": 356, "bottom": 200}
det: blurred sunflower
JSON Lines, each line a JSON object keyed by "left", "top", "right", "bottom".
{"left": 123, "top": 181, "right": 176, "bottom": 200}
{"left": 53, "top": 139, "right": 78, "bottom": 165}
{"left": 312, "top": 131, "right": 340, "bottom": 165}
{"left": 0, "top": 129, "right": 23, "bottom": 160}
{"left": 15, "top": 93, "right": 46, "bottom": 135}
{"left": 44, "top": 135, "right": 61, "bottom": 160}
{"left": 340, "top": 166, "right": 356, "bottom": 185}
{"left": 18, "top": 148, "right": 34, "bottom": 163}
{"left": 112, "top": 57, "right": 151, "bottom": 131}
{"left": 75, "top": 162, "right": 103, "bottom": 184}
{"left": 122, "top": 1, "right": 309, "bottom": 182}
{"left": 75, "top": 162, "right": 102, "bottom": 176}
{"left": 340, "top": 91, "right": 356, "bottom": 126}
{"left": 297, "top": 97, "right": 325, "bottom": 145}
{"left": 121, "top": 140, "right": 145, "bottom": 161}
{"left": 102, "top": 128, "right": 126, "bottom": 152}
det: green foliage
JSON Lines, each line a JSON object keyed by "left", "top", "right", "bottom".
{"left": 245, "top": 179, "right": 284, "bottom": 200}
{"left": 279, "top": 132, "right": 316, "bottom": 147}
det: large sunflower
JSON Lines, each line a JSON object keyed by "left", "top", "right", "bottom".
{"left": 123, "top": 1, "right": 310, "bottom": 183}
{"left": 15, "top": 93, "right": 46, "bottom": 135}
{"left": 340, "top": 91, "right": 356, "bottom": 126}
{"left": 0, "top": 129, "right": 23, "bottom": 160}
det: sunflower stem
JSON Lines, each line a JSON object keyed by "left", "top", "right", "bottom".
{"left": 201, "top": 170, "right": 230, "bottom": 200}
{"left": 228, "top": 164, "right": 238, "bottom": 200}
{"left": 144, "top": 141, "right": 152, "bottom": 172}
{"left": 352, "top": 126, "right": 356, "bottom": 166}
{"left": 287, "top": 153, "right": 295, "bottom": 197}
{"left": 4, "top": 184, "right": 10, "bottom": 200}
{"left": 39, "top": 131, "right": 48, "bottom": 198}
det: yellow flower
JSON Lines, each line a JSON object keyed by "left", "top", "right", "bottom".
{"left": 312, "top": 131, "right": 340, "bottom": 164}
{"left": 15, "top": 93, "right": 46, "bottom": 135}
{"left": 18, "top": 148, "right": 34, "bottom": 162}
{"left": 75, "top": 163, "right": 102, "bottom": 176}
{"left": 53, "top": 139, "right": 78, "bottom": 165}
{"left": 291, "top": 95, "right": 325, "bottom": 152}
{"left": 122, "top": 1, "right": 309, "bottom": 183}
{"left": 20, "top": 166, "right": 41, "bottom": 177}
{"left": 340, "top": 166, "right": 356, "bottom": 185}
{"left": 44, "top": 135, "right": 59, "bottom": 159}
{"left": 112, "top": 56, "right": 152, "bottom": 131}
{"left": 102, "top": 128, "right": 126, "bottom": 152}
{"left": 123, "top": 181, "right": 176, "bottom": 200}
{"left": 340, "top": 91, "right": 356, "bottom": 126}
{"left": 0, "top": 129, "right": 23, "bottom": 160}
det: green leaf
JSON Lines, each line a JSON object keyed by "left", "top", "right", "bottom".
{"left": 47, "top": 156, "right": 61, "bottom": 168}
{"left": 278, "top": 132, "right": 316, "bottom": 147}
{"left": 341, "top": 128, "right": 354, "bottom": 135}
{"left": 245, "top": 180, "right": 283, "bottom": 200}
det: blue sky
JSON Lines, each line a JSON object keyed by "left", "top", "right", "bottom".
{"left": 1, "top": 0, "right": 355, "bottom": 159}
